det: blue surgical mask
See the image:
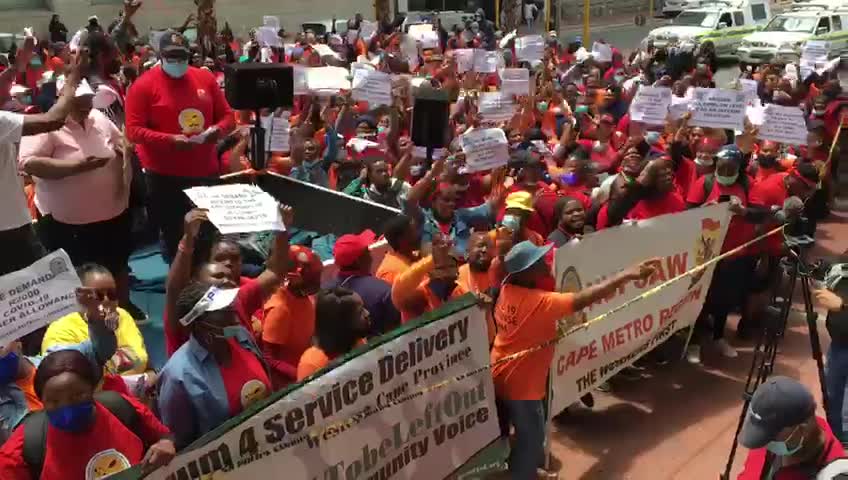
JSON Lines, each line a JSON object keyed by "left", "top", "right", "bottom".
{"left": 715, "top": 173, "right": 738, "bottom": 186}
{"left": 501, "top": 214, "right": 521, "bottom": 231}
{"left": 765, "top": 426, "right": 804, "bottom": 457}
{"left": 377, "top": 126, "right": 387, "bottom": 134}
{"left": 162, "top": 59, "right": 189, "bottom": 78}
{"left": 645, "top": 131, "right": 661, "bottom": 145}
{"left": 47, "top": 401, "right": 95, "bottom": 432}
{"left": 537, "top": 101, "right": 549, "bottom": 113}
{"left": 221, "top": 326, "right": 241, "bottom": 339}
{"left": 30, "top": 57, "right": 42, "bottom": 67}
{"left": 0, "top": 352, "right": 20, "bottom": 385}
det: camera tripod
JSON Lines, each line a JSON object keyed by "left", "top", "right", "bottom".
{"left": 720, "top": 243, "right": 829, "bottom": 480}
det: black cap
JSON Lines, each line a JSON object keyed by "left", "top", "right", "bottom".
{"left": 739, "top": 376, "right": 815, "bottom": 449}
{"left": 159, "top": 30, "right": 190, "bottom": 56}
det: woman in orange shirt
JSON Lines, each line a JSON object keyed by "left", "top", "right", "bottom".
{"left": 296, "top": 288, "right": 371, "bottom": 381}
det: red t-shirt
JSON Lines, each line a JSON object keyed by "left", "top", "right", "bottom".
{"left": 165, "top": 279, "right": 266, "bottom": 356}
{"left": 674, "top": 157, "right": 697, "bottom": 199}
{"left": 738, "top": 417, "right": 844, "bottom": 480}
{"left": 686, "top": 176, "right": 755, "bottom": 256}
{"left": 0, "top": 395, "right": 169, "bottom": 480}
{"left": 626, "top": 191, "right": 686, "bottom": 221}
{"left": 125, "top": 65, "right": 233, "bottom": 177}
{"left": 218, "top": 339, "right": 272, "bottom": 415}
{"left": 748, "top": 172, "right": 790, "bottom": 256}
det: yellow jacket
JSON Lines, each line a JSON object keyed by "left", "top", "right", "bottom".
{"left": 41, "top": 308, "right": 149, "bottom": 374}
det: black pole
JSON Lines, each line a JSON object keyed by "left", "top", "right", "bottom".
{"left": 251, "top": 110, "right": 267, "bottom": 172}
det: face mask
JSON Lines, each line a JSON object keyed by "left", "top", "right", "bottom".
{"left": 30, "top": 57, "right": 42, "bottom": 67}
{"left": 21, "top": 95, "right": 31, "bottom": 105}
{"left": 162, "top": 60, "right": 189, "bottom": 78}
{"left": 410, "top": 165, "right": 424, "bottom": 176}
{"left": 765, "top": 426, "right": 804, "bottom": 457}
{"left": 501, "top": 214, "right": 521, "bottom": 232}
{"left": 47, "top": 401, "right": 95, "bottom": 432}
{"left": 575, "top": 105, "right": 589, "bottom": 115}
{"left": 377, "top": 126, "right": 387, "bottom": 134}
{"left": 537, "top": 101, "right": 549, "bottom": 113}
{"left": 645, "top": 131, "right": 661, "bottom": 145}
{"left": 614, "top": 74, "right": 625, "bottom": 84}
{"left": 0, "top": 352, "right": 20, "bottom": 384}
{"left": 758, "top": 155, "right": 778, "bottom": 167}
{"left": 813, "top": 109, "right": 826, "bottom": 117}
{"left": 715, "top": 173, "right": 738, "bottom": 186}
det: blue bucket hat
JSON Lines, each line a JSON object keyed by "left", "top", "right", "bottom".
{"left": 504, "top": 241, "right": 552, "bottom": 275}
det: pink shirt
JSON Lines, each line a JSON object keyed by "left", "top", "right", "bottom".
{"left": 19, "top": 109, "right": 128, "bottom": 225}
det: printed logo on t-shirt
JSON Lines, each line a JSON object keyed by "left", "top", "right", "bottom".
{"left": 178, "top": 108, "right": 205, "bottom": 134}
{"left": 85, "top": 449, "right": 131, "bottom": 480}
{"left": 197, "top": 88, "right": 207, "bottom": 98}
{"left": 240, "top": 379, "right": 268, "bottom": 408}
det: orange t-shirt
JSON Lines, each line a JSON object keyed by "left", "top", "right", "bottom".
{"left": 16, "top": 364, "right": 42, "bottom": 412}
{"left": 297, "top": 346, "right": 330, "bottom": 381}
{"left": 491, "top": 285, "right": 575, "bottom": 400}
{"left": 261, "top": 288, "right": 316, "bottom": 367}
{"left": 457, "top": 264, "right": 497, "bottom": 344}
{"left": 376, "top": 250, "right": 413, "bottom": 285}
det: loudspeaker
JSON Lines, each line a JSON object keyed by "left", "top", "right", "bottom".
{"left": 224, "top": 63, "right": 293, "bottom": 111}
{"left": 411, "top": 87, "right": 450, "bottom": 149}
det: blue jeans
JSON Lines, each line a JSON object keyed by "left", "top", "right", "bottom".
{"left": 825, "top": 344, "right": 848, "bottom": 441}
{"left": 504, "top": 399, "right": 545, "bottom": 480}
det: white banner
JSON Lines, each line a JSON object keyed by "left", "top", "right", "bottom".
{"left": 515, "top": 35, "right": 544, "bottom": 62}
{"left": 550, "top": 206, "right": 731, "bottom": 413}
{"left": 0, "top": 249, "right": 81, "bottom": 346}
{"left": 689, "top": 88, "right": 746, "bottom": 131}
{"left": 477, "top": 92, "right": 516, "bottom": 125}
{"left": 146, "top": 306, "right": 499, "bottom": 480}
{"left": 629, "top": 86, "right": 672, "bottom": 125}
{"left": 757, "top": 104, "right": 808, "bottom": 146}
{"left": 184, "top": 184, "right": 285, "bottom": 234}
{"left": 500, "top": 68, "right": 530, "bottom": 96}
{"left": 352, "top": 69, "right": 393, "bottom": 107}
{"left": 461, "top": 128, "right": 509, "bottom": 173}
{"left": 306, "top": 66, "right": 351, "bottom": 94}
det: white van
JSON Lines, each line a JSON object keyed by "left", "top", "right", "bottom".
{"left": 647, "top": 0, "right": 772, "bottom": 57}
{"left": 737, "top": 2, "right": 848, "bottom": 64}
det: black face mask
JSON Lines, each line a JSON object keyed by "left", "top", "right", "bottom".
{"left": 758, "top": 155, "right": 778, "bottom": 168}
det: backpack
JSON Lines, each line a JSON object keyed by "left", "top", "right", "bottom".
{"left": 22, "top": 391, "right": 140, "bottom": 480}
{"left": 701, "top": 173, "right": 749, "bottom": 205}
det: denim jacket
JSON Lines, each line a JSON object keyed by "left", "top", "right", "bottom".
{"left": 156, "top": 327, "right": 267, "bottom": 449}
{"left": 0, "top": 321, "right": 117, "bottom": 441}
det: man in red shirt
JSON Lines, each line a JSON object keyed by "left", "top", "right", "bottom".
{"left": 738, "top": 376, "right": 844, "bottom": 480}
{"left": 125, "top": 31, "right": 233, "bottom": 261}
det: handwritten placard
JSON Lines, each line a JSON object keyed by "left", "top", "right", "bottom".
{"left": 461, "top": 128, "right": 510, "bottom": 173}
{"left": 185, "top": 184, "right": 285, "bottom": 234}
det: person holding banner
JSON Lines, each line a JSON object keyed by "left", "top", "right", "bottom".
{"left": 158, "top": 282, "right": 272, "bottom": 448}
{"left": 296, "top": 287, "right": 371, "bottom": 380}
{"left": 491, "top": 240, "right": 658, "bottom": 479}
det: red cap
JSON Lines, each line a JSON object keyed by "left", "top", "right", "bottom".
{"left": 333, "top": 230, "right": 377, "bottom": 268}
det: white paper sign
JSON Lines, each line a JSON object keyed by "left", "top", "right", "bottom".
{"left": 461, "top": 128, "right": 509, "bottom": 172}
{"left": 629, "top": 86, "right": 672, "bottom": 125}
{"left": 746, "top": 100, "right": 765, "bottom": 126}
{"left": 453, "top": 48, "right": 475, "bottom": 73}
{"left": 739, "top": 78, "right": 758, "bottom": 102}
{"left": 689, "top": 88, "right": 746, "bottom": 130}
{"left": 668, "top": 95, "right": 691, "bottom": 120}
{"left": 352, "top": 69, "right": 392, "bottom": 107}
{"left": 591, "top": 42, "right": 613, "bottom": 63}
{"left": 515, "top": 35, "right": 545, "bottom": 62}
{"left": 360, "top": 20, "right": 377, "bottom": 40}
{"left": 0, "top": 249, "right": 81, "bottom": 346}
{"left": 255, "top": 26, "right": 281, "bottom": 47}
{"left": 757, "top": 104, "right": 808, "bottom": 146}
{"left": 500, "top": 68, "right": 530, "bottom": 96}
{"left": 293, "top": 66, "right": 308, "bottom": 95}
{"left": 478, "top": 92, "right": 517, "bottom": 124}
{"left": 473, "top": 49, "right": 500, "bottom": 73}
{"left": 407, "top": 23, "right": 434, "bottom": 43}
{"left": 802, "top": 40, "right": 829, "bottom": 63}
{"left": 306, "top": 66, "right": 351, "bottom": 94}
{"left": 419, "top": 30, "right": 440, "bottom": 49}
{"left": 262, "top": 16, "right": 280, "bottom": 30}
{"left": 185, "top": 184, "right": 285, "bottom": 234}
{"left": 259, "top": 115, "right": 291, "bottom": 152}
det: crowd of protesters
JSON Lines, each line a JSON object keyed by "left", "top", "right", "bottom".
{"left": 0, "top": 0, "right": 845, "bottom": 478}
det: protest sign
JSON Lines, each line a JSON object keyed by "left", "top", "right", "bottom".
{"left": 802, "top": 40, "right": 828, "bottom": 63}
{"left": 668, "top": 95, "right": 691, "bottom": 120}
{"left": 306, "top": 66, "right": 351, "bottom": 94}
{"left": 184, "top": 184, "right": 285, "bottom": 234}
{"left": 477, "top": 92, "right": 516, "bottom": 124}
{"left": 591, "top": 42, "right": 612, "bottom": 63}
{"left": 360, "top": 20, "right": 377, "bottom": 40}
{"left": 419, "top": 30, "right": 440, "bottom": 49}
{"left": 689, "top": 88, "right": 746, "bottom": 130}
{"left": 407, "top": 23, "right": 434, "bottom": 43}
{"left": 460, "top": 128, "right": 509, "bottom": 173}
{"left": 262, "top": 15, "right": 280, "bottom": 30}
{"left": 739, "top": 78, "right": 758, "bottom": 102}
{"left": 0, "top": 249, "right": 81, "bottom": 346}
{"left": 500, "top": 68, "right": 530, "bottom": 96}
{"left": 141, "top": 301, "right": 502, "bottom": 480}
{"left": 453, "top": 48, "right": 475, "bottom": 73}
{"left": 550, "top": 205, "right": 730, "bottom": 413}
{"left": 515, "top": 35, "right": 544, "bottom": 62}
{"left": 149, "top": 30, "right": 166, "bottom": 52}
{"left": 293, "top": 66, "right": 308, "bottom": 95}
{"left": 629, "top": 86, "right": 672, "bottom": 125}
{"left": 757, "top": 104, "right": 808, "bottom": 146}
{"left": 259, "top": 115, "right": 291, "bottom": 152}
{"left": 746, "top": 100, "right": 765, "bottom": 126}
{"left": 255, "top": 26, "right": 281, "bottom": 47}
{"left": 352, "top": 69, "right": 392, "bottom": 107}
{"left": 473, "top": 50, "right": 500, "bottom": 73}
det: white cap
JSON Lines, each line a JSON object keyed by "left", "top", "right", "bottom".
{"left": 179, "top": 286, "right": 240, "bottom": 326}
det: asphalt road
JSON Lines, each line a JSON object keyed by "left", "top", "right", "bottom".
{"left": 557, "top": 20, "right": 741, "bottom": 86}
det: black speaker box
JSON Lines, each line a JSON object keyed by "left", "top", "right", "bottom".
{"left": 224, "top": 63, "right": 294, "bottom": 110}
{"left": 411, "top": 87, "right": 450, "bottom": 149}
